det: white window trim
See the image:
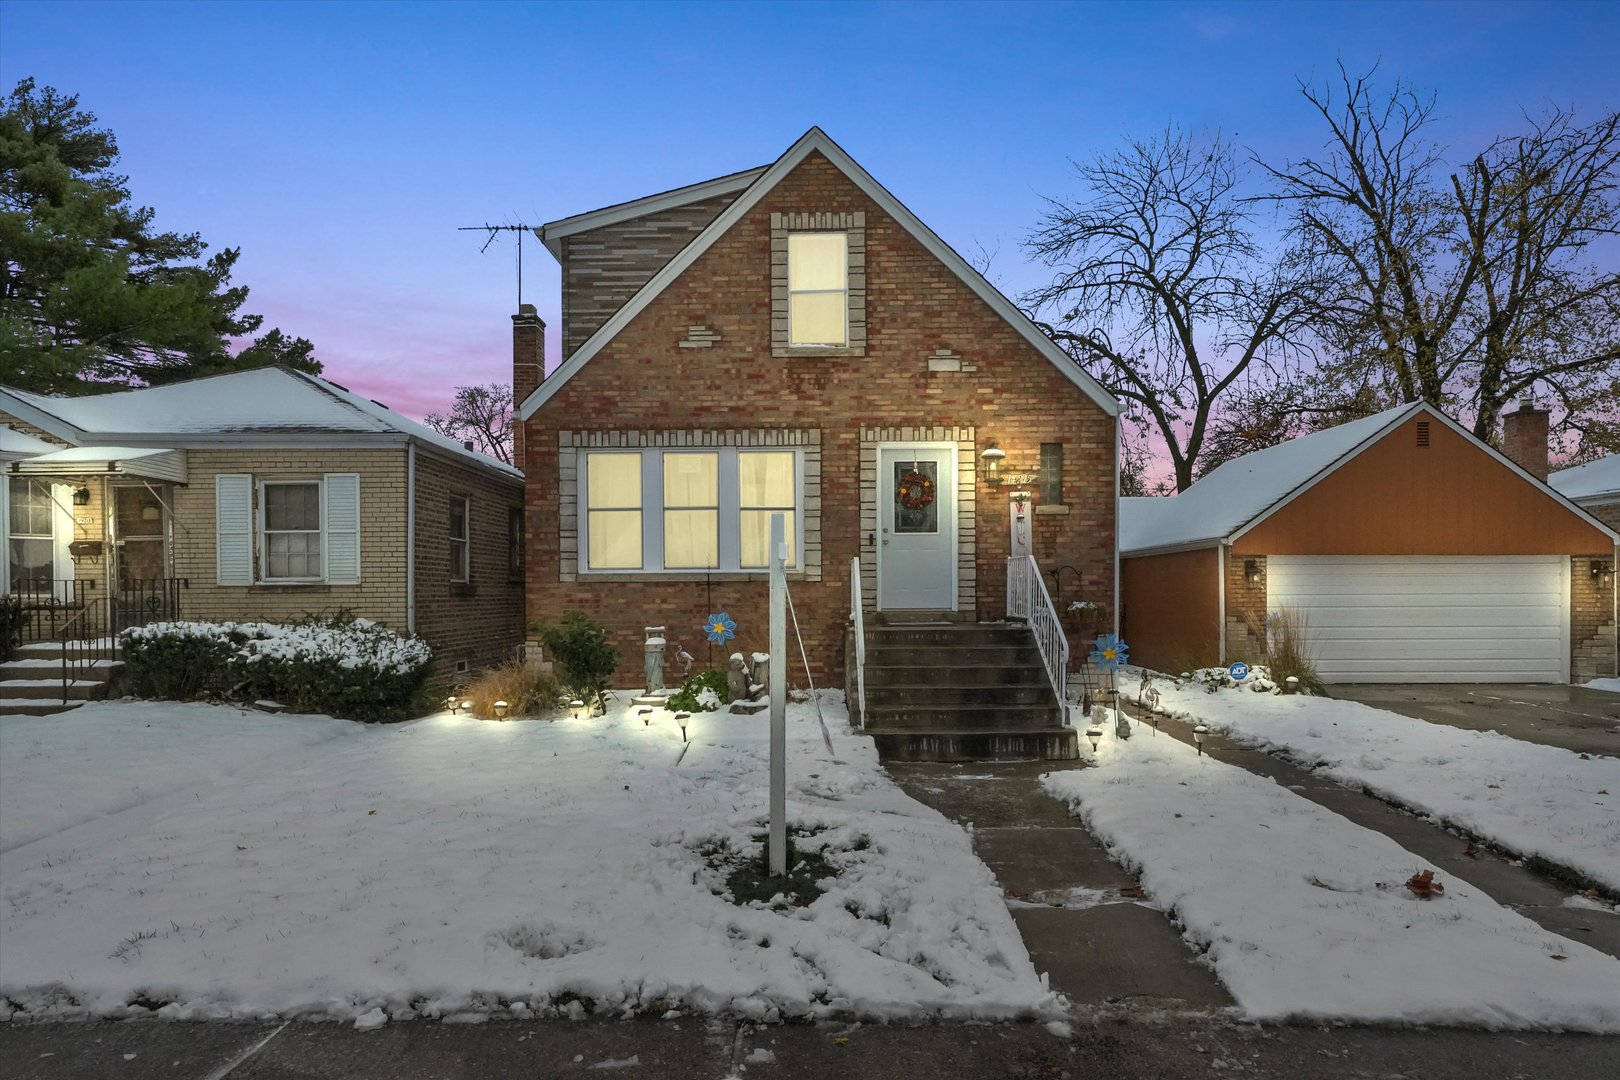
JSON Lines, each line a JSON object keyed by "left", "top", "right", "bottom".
{"left": 6, "top": 477, "right": 54, "bottom": 591}
{"left": 787, "top": 231, "right": 849, "bottom": 348}
{"left": 449, "top": 495, "right": 471, "bottom": 584}
{"left": 258, "top": 478, "right": 324, "bottom": 584}
{"left": 577, "top": 447, "right": 804, "bottom": 575}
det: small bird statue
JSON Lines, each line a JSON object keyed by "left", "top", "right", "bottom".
{"left": 676, "top": 647, "right": 695, "bottom": 677}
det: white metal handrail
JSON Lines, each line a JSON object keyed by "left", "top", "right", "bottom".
{"left": 849, "top": 556, "right": 867, "bottom": 728}
{"left": 1007, "top": 555, "right": 1070, "bottom": 726}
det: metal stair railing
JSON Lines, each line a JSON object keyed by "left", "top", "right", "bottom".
{"left": 849, "top": 556, "right": 867, "bottom": 728}
{"left": 1006, "top": 554, "right": 1070, "bottom": 726}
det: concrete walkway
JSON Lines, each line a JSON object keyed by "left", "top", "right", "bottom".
{"left": 1125, "top": 702, "right": 1620, "bottom": 955}
{"left": 884, "top": 759, "right": 1233, "bottom": 1012}
{"left": 1325, "top": 682, "right": 1620, "bottom": 757}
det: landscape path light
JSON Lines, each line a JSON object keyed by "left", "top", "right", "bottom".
{"left": 569, "top": 698, "right": 586, "bottom": 720}
{"left": 492, "top": 699, "right": 509, "bottom": 719}
{"left": 457, "top": 699, "right": 473, "bottom": 714}
{"left": 1085, "top": 727, "right": 1103, "bottom": 754}
{"left": 676, "top": 711, "right": 691, "bottom": 742}
{"left": 1193, "top": 723, "right": 1209, "bottom": 756}
{"left": 639, "top": 706, "right": 653, "bottom": 725}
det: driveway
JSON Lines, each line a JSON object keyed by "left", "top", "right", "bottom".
{"left": 1324, "top": 683, "right": 1620, "bottom": 757}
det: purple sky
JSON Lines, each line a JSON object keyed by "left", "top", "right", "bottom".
{"left": 3, "top": 0, "right": 1617, "bottom": 420}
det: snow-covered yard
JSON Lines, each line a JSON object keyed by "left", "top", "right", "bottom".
{"left": 1126, "top": 672, "right": 1620, "bottom": 893}
{"left": 0, "top": 696, "right": 1050, "bottom": 1024}
{"left": 1043, "top": 717, "right": 1620, "bottom": 1031}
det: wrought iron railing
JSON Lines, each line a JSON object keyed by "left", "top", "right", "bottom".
{"left": 7, "top": 579, "right": 94, "bottom": 645}
{"left": 849, "top": 556, "right": 867, "bottom": 729}
{"left": 1007, "top": 554, "right": 1070, "bottom": 726}
{"left": 114, "top": 577, "right": 186, "bottom": 632}
{"left": 57, "top": 595, "right": 113, "bottom": 704}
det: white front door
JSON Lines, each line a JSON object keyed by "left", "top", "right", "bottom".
{"left": 877, "top": 445, "right": 956, "bottom": 610}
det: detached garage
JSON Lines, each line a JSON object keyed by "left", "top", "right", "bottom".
{"left": 1120, "top": 402, "right": 1617, "bottom": 684}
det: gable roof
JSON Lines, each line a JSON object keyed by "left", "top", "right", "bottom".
{"left": 1549, "top": 454, "right": 1620, "bottom": 503}
{"left": 1120, "top": 402, "right": 1619, "bottom": 555}
{"left": 0, "top": 424, "right": 58, "bottom": 459}
{"left": 537, "top": 165, "right": 768, "bottom": 259}
{"left": 519, "top": 127, "right": 1120, "bottom": 420}
{"left": 0, "top": 368, "right": 521, "bottom": 479}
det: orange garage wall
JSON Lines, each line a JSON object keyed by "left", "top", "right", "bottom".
{"left": 1121, "top": 547, "right": 1221, "bottom": 673}
{"left": 1235, "top": 414, "right": 1614, "bottom": 556}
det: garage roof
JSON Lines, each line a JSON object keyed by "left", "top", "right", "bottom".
{"left": 1121, "top": 403, "right": 1619, "bottom": 556}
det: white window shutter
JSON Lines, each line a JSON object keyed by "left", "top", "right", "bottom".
{"left": 323, "top": 473, "right": 361, "bottom": 585}
{"left": 215, "top": 474, "right": 254, "bottom": 585}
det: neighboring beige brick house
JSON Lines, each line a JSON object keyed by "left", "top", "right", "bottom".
{"left": 1, "top": 367, "right": 524, "bottom": 687}
{"left": 517, "top": 128, "right": 1122, "bottom": 689}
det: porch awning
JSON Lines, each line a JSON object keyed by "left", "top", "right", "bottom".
{"left": 8, "top": 445, "right": 188, "bottom": 484}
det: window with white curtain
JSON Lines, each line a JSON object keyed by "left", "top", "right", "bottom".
{"left": 787, "top": 232, "right": 848, "bottom": 346}
{"left": 7, "top": 477, "right": 53, "bottom": 592}
{"left": 580, "top": 448, "right": 800, "bottom": 573}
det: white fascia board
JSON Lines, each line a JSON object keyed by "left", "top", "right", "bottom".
{"left": 1225, "top": 403, "right": 1424, "bottom": 546}
{"left": 519, "top": 127, "right": 1122, "bottom": 420}
{"left": 537, "top": 166, "right": 770, "bottom": 259}
{"left": 0, "top": 389, "right": 84, "bottom": 444}
{"left": 1119, "top": 539, "right": 1224, "bottom": 560}
{"left": 71, "top": 433, "right": 409, "bottom": 450}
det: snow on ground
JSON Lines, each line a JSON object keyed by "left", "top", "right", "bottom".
{"left": 1043, "top": 717, "right": 1620, "bottom": 1031}
{"left": 0, "top": 702, "right": 361, "bottom": 852}
{"left": 1583, "top": 678, "right": 1620, "bottom": 694}
{"left": 1125, "top": 671, "right": 1620, "bottom": 893}
{"left": 0, "top": 695, "right": 1050, "bottom": 1024}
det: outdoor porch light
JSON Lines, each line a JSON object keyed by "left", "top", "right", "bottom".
{"left": 492, "top": 699, "right": 509, "bottom": 719}
{"left": 1193, "top": 723, "right": 1210, "bottom": 756}
{"left": 1244, "top": 559, "right": 1260, "bottom": 585}
{"left": 675, "top": 711, "right": 691, "bottom": 742}
{"left": 1591, "top": 559, "right": 1613, "bottom": 585}
{"left": 1085, "top": 726, "right": 1102, "bottom": 754}
{"left": 979, "top": 443, "right": 1005, "bottom": 483}
{"left": 72, "top": 485, "right": 91, "bottom": 506}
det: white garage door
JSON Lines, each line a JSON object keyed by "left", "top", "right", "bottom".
{"left": 1266, "top": 556, "right": 1568, "bottom": 683}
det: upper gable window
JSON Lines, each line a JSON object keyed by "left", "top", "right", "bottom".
{"left": 788, "top": 233, "right": 848, "bottom": 347}
{"left": 771, "top": 211, "right": 865, "bottom": 357}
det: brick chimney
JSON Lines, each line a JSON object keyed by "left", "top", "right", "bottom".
{"left": 1502, "top": 399, "right": 1549, "bottom": 482}
{"left": 511, "top": 303, "right": 546, "bottom": 464}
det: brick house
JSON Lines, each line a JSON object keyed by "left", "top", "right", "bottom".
{"left": 1119, "top": 402, "right": 1618, "bottom": 684}
{"left": 1, "top": 367, "right": 525, "bottom": 703}
{"left": 516, "top": 128, "right": 1120, "bottom": 749}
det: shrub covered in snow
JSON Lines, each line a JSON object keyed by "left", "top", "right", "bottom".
{"left": 666, "top": 669, "right": 728, "bottom": 713}
{"left": 120, "top": 614, "right": 432, "bottom": 721}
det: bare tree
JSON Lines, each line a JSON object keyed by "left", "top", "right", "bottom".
{"left": 1024, "top": 129, "right": 1320, "bottom": 491}
{"left": 1261, "top": 65, "right": 1620, "bottom": 443}
{"left": 424, "top": 383, "right": 514, "bottom": 465}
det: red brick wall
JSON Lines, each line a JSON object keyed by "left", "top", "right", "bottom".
{"left": 523, "top": 151, "right": 1117, "bottom": 686}
{"left": 413, "top": 452, "right": 527, "bottom": 687}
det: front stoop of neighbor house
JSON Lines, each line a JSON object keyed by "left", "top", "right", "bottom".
{"left": 860, "top": 622, "right": 1078, "bottom": 762}
{"left": 0, "top": 642, "right": 122, "bottom": 717}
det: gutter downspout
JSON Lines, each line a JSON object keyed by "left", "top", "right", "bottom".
{"left": 1113, "top": 413, "right": 1121, "bottom": 641}
{"left": 1217, "top": 542, "right": 1228, "bottom": 665}
{"left": 406, "top": 443, "right": 416, "bottom": 634}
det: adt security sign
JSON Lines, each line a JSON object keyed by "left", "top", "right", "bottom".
{"left": 1228, "top": 661, "right": 1250, "bottom": 682}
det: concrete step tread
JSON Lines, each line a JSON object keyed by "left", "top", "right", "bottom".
{"left": 1, "top": 657, "right": 123, "bottom": 669}
{"left": 0, "top": 699, "right": 86, "bottom": 715}
{"left": 0, "top": 679, "right": 106, "bottom": 688}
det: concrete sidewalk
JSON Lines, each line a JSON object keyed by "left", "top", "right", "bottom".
{"left": 885, "top": 759, "right": 1232, "bottom": 1012}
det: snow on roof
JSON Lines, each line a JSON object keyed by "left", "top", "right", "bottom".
{"left": 0, "top": 425, "right": 57, "bottom": 458}
{"left": 1120, "top": 403, "right": 1421, "bottom": 554}
{"left": 0, "top": 368, "right": 520, "bottom": 477}
{"left": 1549, "top": 455, "right": 1620, "bottom": 503}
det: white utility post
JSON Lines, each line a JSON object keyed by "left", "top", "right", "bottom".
{"left": 768, "top": 512, "right": 788, "bottom": 877}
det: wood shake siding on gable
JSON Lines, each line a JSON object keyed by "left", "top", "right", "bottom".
{"left": 561, "top": 191, "right": 746, "bottom": 357}
{"left": 525, "top": 151, "right": 1118, "bottom": 687}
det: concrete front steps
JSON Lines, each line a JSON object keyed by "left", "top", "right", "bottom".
{"left": 860, "top": 622, "right": 1077, "bottom": 761}
{"left": 0, "top": 642, "right": 123, "bottom": 717}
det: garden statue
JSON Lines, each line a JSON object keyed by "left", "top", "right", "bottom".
{"left": 750, "top": 653, "right": 770, "bottom": 700}
{"left": 643, "top": 626, "right": 667, "bottom": 694}
{"left": 726, "top": 654, "right": 750, "bottom": 703}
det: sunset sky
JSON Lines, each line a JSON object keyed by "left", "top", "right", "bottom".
{"left": 3, "top": 0, "right": 1616, "bottom": 419}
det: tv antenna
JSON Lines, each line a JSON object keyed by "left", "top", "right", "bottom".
{"left": 458, "top": 222, "right": 535, "bottom": 308}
